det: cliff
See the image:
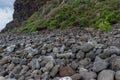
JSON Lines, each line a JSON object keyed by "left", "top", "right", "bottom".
{"left": 2, "top": 0, "right": 51, "bottom": 32}
{"left": 1, "top": 0, "right": 120, "bottom": 32}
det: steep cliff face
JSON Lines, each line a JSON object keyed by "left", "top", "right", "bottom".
{"left": 2, "top": 0, "right": 51, "bottom": 32}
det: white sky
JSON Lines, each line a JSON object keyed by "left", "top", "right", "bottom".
{"left": 0, "top": 0, "right": 15, "bottom": 31}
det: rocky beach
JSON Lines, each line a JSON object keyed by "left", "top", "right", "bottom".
{"left": 0, "top": 22, "right": 120, "bottom": 80}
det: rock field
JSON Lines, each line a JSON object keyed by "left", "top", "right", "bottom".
{"left": 0, "top": 23, "right": 120, "bottom": 80}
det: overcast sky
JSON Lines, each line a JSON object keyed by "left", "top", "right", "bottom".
{"left": 0, "top": 0, "right": 15, "bottom": 31}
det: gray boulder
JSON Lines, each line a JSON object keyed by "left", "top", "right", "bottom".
{"left": 4, "top": 45, "right": 16, "bottom": 53}
{"left": 97, "top": 70, "right": 115, "bottom": 80}
{"left": 24, "top": 47, "right": 38, "bottom": 58}
{"left": 111, "top": 56, "right": 120, "bottom": 71}
{"left": 0, "top": 76, "right": 5, "bottom": 80}
{"left": 115, "top": 71, "right": 120, "bottom": 80}
{"left": 50, "top": 65, "right": 60, "bottom": 77}
{"left": 76, "top": 50, "right": 85, "bottom": 60}
{"left": 82, "top": 71, "right": 97, "bottom": 80}
{"left": 93, "top": 56, "right": 108, "bottom": 72}
{"left": 80, "top": 42, "right": 94, "bottom": 53}
{"left": 100, "top": 46, "right": 120, "bottom": 59}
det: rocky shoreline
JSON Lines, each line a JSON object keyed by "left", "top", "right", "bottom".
{"left": 0, "top": 23, "right": 120, "bottom": 80}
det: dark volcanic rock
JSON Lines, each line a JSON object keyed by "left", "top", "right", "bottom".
{"left": 111, "top": 56, "right": 120, "bottom": 71}
{"left": 97, "top": 70, "right": 115, "bottom": 80}
{"left": 92, "top": 56, "right": 108, "bottom": 72}
{"left": 59, "top": 65, "right": 75, "bottom": 77}
{"left": 115, "top": 71, "right": 120, "bottom": 80}
{"left": 0, "top": 26, "right": 120, "bottom": 80}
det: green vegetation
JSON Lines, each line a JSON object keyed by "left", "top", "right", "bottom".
{"left": 13, "top": 0, "right": 120, "bottom": 32}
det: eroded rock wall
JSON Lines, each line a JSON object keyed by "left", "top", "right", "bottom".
{"left": 2, "top": 0, "right": 51, "bottom": 32}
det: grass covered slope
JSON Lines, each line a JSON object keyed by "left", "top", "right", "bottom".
{"left": 13, "top": 0, "right": 120, "bottom": 32}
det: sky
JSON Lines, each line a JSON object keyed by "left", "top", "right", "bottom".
{"left": 0, "top": 0, "right": 15, "bottom": 31}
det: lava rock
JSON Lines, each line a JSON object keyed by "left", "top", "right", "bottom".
{"left": 53, "top": 47, "right": 59, "bottom": 53}
{"left": 79, "top": 58, "right": 91, "bottom": 67}
{"left": 76, "top": 50, "right": 85, "bottom": 60}
{"left": 86, "top": 51, "right": 95, "bottom": 60}
{"left": 56, "top": 52, "right": 73, "bottom": 58}
{"left": 56, "top": 59, "right": 66, "bottom": 66}
{"left": 71, "top": 73, "right": 81, "bottom": 80}
{"left": 50, "top": 65, "right": 60, "bottom": 77}
{"left": 82, "top": 71, "right": 97, "bottom": 80}
{"left": 59, "top": 65, "right": 75, "bottom": 77}
{"left": 24, "top": 47, "right": 38, "bottom": 58}
{"left": 93, "top": 56, "right": 108, "bottom": 72}
{"left": 80, "top": 42, "right": 94, "bottom": 53}
{"left": 12, "top": 57, "right": 21, "bottom": 64}
{"left": 41, "top": 61, "right": 54, "bottom": 72}
{"left": 19, "top": 65, "right": 29, "bottom": 75}
{"left": 32, "top": 70, "right": 41, "bottom": 80}
{"left": 12, "top": 65, "right": 22, "bottom": 74}
{"left": 0, "top": 56, "right": 11, "bottom": 65}
{"left": 41, "top": 72, "right": 49, "bottom": 80}
{"left": 115, "top": 71, "right": 120, "bottom": 80}
{"left": 0, "top": 47, "right": 3, "bottom": 53}
{"left": 97, "top": 70, "right": 115, "bottom": 80}
{"left": 71, "top": 61, "right": 79, "bottom": 70}
{"left": 4, "top": 45, "right": 16, "bottom": 53}
{"left": 60, "top": 45, "right": 66, "bottom": 53}
{"left": 100, "top": 46, "right": 120, "bottom": 59}
{"left": 30, "top": 59, "right": 40, "bottom": 70}
{"left": 7, "top": 78, "right": 16, "bottom": 80}
{"left": 7, "top": 63, "right": 15, "bottom": 71}
{"left": 0, "top": 76, "right": 6, "bottom": 80}
{"left": 71, "top": 44, "right": 80, "bottom": 53}
{"left": 111, "top": 56, "right": 120, "bottom": 71}
{"left": 20, "top": 59, "right": 28, "bottom": 65}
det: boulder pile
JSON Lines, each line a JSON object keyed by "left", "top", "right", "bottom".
{"left": 0, "top": 26, "right": 120, "bottom": 80}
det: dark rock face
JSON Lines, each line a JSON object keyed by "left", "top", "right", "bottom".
{"left": 2, "top": 0, "right": 51, "bottom": 32}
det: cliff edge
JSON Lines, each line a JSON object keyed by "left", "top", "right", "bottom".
{"left": 1, "top": 0, "right": 50, "bottom": 32}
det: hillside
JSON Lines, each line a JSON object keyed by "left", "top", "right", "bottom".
{"left": 2, "top": 0, "right": 120, "bottom": 32}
